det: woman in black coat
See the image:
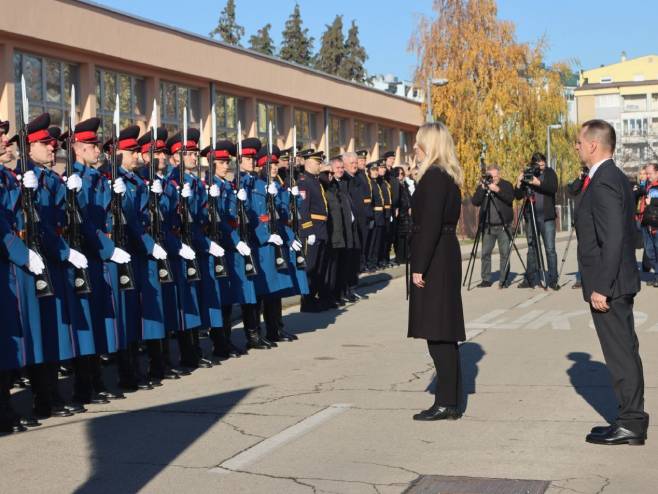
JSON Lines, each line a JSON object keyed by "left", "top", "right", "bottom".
{"left": 408, "top": 122, "right": 465, "bottom": 421}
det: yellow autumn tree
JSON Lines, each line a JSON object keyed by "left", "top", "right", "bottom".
{"left": 410, "top": 0, "right": 580, "bottom": 194}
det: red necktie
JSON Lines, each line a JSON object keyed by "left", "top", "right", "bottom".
{"left": 582, "top": 175, "right": 591, "bottom": 192}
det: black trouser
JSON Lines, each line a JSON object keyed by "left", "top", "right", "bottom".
{"left": 145, "top": 339, "right": 166, "bottom": 378}
{"left": 366, "top": 226, "right": 383, "bottom": 269}
{"left": 481, "top": 224, "right": 511, "bottom": 284}
{"left": 325, "top": 247, "right": 340, "bottom": 298}
{"left": 260, "top": 297, "right": 282, "bottom": 336}
{"left": 0, "top": 370, "right": 16, "bottom": 427}
{"left": 117, "top": 343, "right": 140, "bottom": 385}
{"left": 306, "top": 240, "right": 328, "bottom": 299}
{"left": 72, "top": 355, "right": 94, "bottom": 400}
{"left": 27, "top": 363, "right": 55, "bottom": 413}
{"left": 241, "top": 303, "right": 260, "bottom": 330}
{"left": 427, "top": 341, "right": 461, "bottom": 407}
{"left": 177, "top": 330, "right": 199, "bottom": 368}
{"left": 395, "top": 231, "right": 409, "bottom": 265}
{"left": 591, "top": 295, "right": 649, "bottom": 435}
{"left": 346, "top": 248, "right": 360, "bottom": 289}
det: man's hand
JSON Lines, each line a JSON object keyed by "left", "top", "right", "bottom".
{"left": 516, "top": 172, "right": 524, "bottom": 186}
{"left": 646, "top": 196, "right": 651, "bottom": 205}
{"left": 412, "top": 273, "right": 425, "bottom": 288}
{"left": 590, "top": 291, "right": 610, "bottom": 312}
{"left": 530, "top": 176, "right": 541, "bottom": 187}
{"left": 487, "top": 183, "right": 500, "bottom": 193}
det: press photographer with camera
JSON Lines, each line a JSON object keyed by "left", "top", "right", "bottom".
{"left": 471, "top": 164, "right": 514, "bottom": 288}
{"left": 640, "top": 163, "right": 658, "bottom": 286}
{"left": 514, "top": 151, "right": 559, "bottom": 290}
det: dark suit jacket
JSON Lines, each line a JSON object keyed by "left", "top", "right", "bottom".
{"left": 574, "top": 159, "right": 640, "bottom": 302}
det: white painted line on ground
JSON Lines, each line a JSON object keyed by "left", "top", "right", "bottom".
{"left": 210, "top": 403, "right": 352, "bottom": 475}
{"left": 517, "top": 292, "right": 549, "bottom": 308}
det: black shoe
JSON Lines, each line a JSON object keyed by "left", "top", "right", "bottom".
{"left": 549, "top": 283, "right": 561, "bottom": 291}
{"left": 412, "top": 405, "right": 461, "bottom": 421}
{"left": 300, "top": 299, "right": 323, "bottom": 313}
{"left": 14, "top": 376, "right": 30, "bottom": 388}
{"left": 245, "top": 328, "right": 270, "bottom": 350}
{"left": 477, "top": 280, "right": 493, "bottom": 288}
{"left": 20, "top": 416, "right": 41, "bottom": 428}
{"left": 197, "top": 358, "right": 214, "bottom": 369}
{"left": 585, "top": 425, "right": 645, "bottom": 445}
{"left": 65, "top": 403, "right": 87, "bottom": 414}
{"left": 35, "top": 406, "right": 74, "bottom": 419}
{"left": 172, "top": 367, "right": 191, "bottom": 376}
{"left": 98, "top": 390, "right": 126, "bottom": 400}
{"left": 260, "top": 335, "right": 277, "bottom": 348}
{"left": 162, "top": 369, "right": 181, "bottom": 380}
{"left": 517, "top": 280, "right": 536, "bottom": 289}
{"left": 572, "top": 281, "right": 582, "bottom": 289}
{"left": 590, "top": 424, "right": 614, "bottom": 436}
{"left": 0, "top": 419, "right": 27, "bottom": 434}
{"left": 320, "top": 299, "right": 339, "bottom": 310}
{"left": 149, "top": 378, "right": 164, "bottom": 388}
{"left": 280, "top": 329, "right": 297, "bottom": 341}
{"left": 498, "top": 282, "right": 509, "bottom": 289}
{"left": 118, "top": 381, "right": 139, "bottom": 392}
{"left": 356, "top": 292, "right": 369, "bottom": 300}
{"left": 72, "top": 394, "right": 110, "bottom": 405}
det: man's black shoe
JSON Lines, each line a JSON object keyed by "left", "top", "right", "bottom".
{"left": 590, "top": 424, "right": 614, "bottom": 436}
{"left": 162, "top": 369, "right": 181, "bottom": 380}
{"left": 300, "top": 299, "right": 322, "bottom": 313}
{"left": 412, "top": 405, "right": 461, "bottom": 421}
{"left": 65, "top": 403, "right": 87, "bottom": 414}
{"left": 20, "top": 416, "right": 41, "bottom": 428}
{"left": 72, "top": 394, "right": 110, "bottom": 405}
{"left": 549, "top": 283, "right": 561, "bottom": 291}
{"left": 0, "top": 419, "right": 27, "bottom": 434}
{"left": 280, "top": 329, "right": 298, "bottom": 341}
{"left": 197, "top": 358, "right": 214, "bottom": 369}
{"left": 477, "top": 280, "right": 493, "bottom": 288}
{"left": 98, "top": 390, "right": 126, "bottom": 400}
{"left": 245, "top": 328, "right": 270, "bottom": 350}
{"left": 586, "top": 425, "right": 645, "bottom": 445}
{"left": 517, "top": 280, "right": 535, "bottom": 289}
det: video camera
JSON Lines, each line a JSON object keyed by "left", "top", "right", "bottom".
{"left": 522, "top": 162, "right": 541, "bottom": 184}
{"left": 481, "top": 172, "right": 494, "bottom": 186}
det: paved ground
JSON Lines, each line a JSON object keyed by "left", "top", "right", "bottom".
{"left": 2, "top": 240, "right": 657, "bottom": 494}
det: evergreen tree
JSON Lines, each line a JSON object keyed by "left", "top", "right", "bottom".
{"left": 279, "top": 3, "right": 314, "bottom": 66}
{"left": 339, "top": 20, "right": 368, "bottom": 82}
{"left": 249, "top": 23, "right": 275, "bottom": 56}
{"left": 209, "top": 0, "right": 245, "bottom": 46}
{"left": 314, "top": 15, "right": 345, "bottom": 76}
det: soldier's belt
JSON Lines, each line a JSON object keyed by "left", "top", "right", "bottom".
{"left": 302, "top": 221, "right": 313, "bottom": 229}
{"left": 363, "top": 198, "right": 372, "bottom": 204}
{"left": 373, "top": 207, "right": 384, "bottom": 212}
{"left": 384, "top": 206, "right": 391, "bottom": 209}
{"left": 310, "top": 214, "right": 327, "bottom": 221}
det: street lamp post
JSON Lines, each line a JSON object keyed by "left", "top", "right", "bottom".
{"left": 546, "top": 123, "right": 562, "bottom": 169}
{"left": 425, "top": 78, "right": 449, "bottom": 123}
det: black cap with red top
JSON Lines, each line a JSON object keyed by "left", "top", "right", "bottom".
{"left": 240, "top": 137, "right": 262, "bottom": 157}
{"left": 137, "top": 127, "right": 169, "bottom": 154}
{"left": 102, "top": 125, "right": 141, "bottom": 153}
{"left": 166, "top": 128, "right": 200, "bottom": 155}
{"left": 201, "top": 140, "right": 236, "bottom": 160}
{"left": 255, "top": 145, "right": 281, "bottom": 167}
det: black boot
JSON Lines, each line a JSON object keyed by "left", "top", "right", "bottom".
{"left": 244, "top": 328, "right": 270, "bottom": 350}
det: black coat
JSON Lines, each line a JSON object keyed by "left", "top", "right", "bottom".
{"left": 338, "top": 178, "right": 360, "bottom": 249}
{"left": 514, "top": 166, "right": 558, "bottom": 220}
{"left": 471, "top": 178, "right": 514, "bottom": 225}
{"left": 408, "top": 166, "right": 465, "bottom": 341}
{"left": 574, "top": 159, "right": 640, "bottom": 302}
{"left": 396, "top": 180, "right": 412, "bottom": 235}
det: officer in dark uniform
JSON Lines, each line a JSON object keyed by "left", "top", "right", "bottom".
{"left": 378, "top": 159, "right": 394, "bottom": 268}
{"left": 366, "top": 161, "right": 385, "bottom": 272}
{"left": 298, "top": 150, "right": 329, "bottom": 312}
{"left": 382, "top": 151, "right": 399, "bottom": 266}
{"left": 355, "top": 149, "right": 373, "bottom": 272}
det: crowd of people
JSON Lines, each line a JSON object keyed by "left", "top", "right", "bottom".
{"left": 0, "top": 111, "right": 417, "bottom": 434}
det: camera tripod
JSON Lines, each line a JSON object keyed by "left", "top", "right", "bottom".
{"left": 557, "top": 222, "right": 576, "bottom": 286}
{"left": 501, "top": 185, "right": 548, "bottom": 289}
{"left": 463, "top": 187, "right": 527, "bottom": 290}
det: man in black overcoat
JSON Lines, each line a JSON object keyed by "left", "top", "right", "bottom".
{"left": 574, "top": 119, "right": 648, "bottom": 445}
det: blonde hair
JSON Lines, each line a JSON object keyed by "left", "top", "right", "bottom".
{"left": 415, "top": 122, "right": 463, "bottom": 187}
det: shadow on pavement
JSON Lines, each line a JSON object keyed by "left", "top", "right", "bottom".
{"left": 566, "top": 352, "right": 617, "bottom": 423}
{"left": 424, "top": 342, "right": 485, "bottom": 414}
{"left": 73, "top": 388, "right": 253, "bottom": 494}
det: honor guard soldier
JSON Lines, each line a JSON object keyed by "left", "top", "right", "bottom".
{"left": 63, "top": 117, "right": 129, "bottom": 401}
{"left": 163, "top": 130, "right": 211, "bottom": 369}
{"left": 135, "top": 128, "right": 183, "bottom": 381}
{"left": 378, "top": 159, "right": 394, "bottom": 268}
{"left": 201, "top": 140, "right": 248, "bottom": 358}
{"left": 355, "top": 149, "right": 374, "bottom": 272}
{"left": 0, "top": 118, "right": 45, "bottom": 432}
{"left": 298, "top": 150, "right": 330, "bottom": 312}
{"left": 366, "top": 161, "right": 385, "bottom": 272}
{"left": 382, "top": 151, "right": 399, "bottom": 267}
{"left": 107, "top": 125, "right": 160, "bottom": 390}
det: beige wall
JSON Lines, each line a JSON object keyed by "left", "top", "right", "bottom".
{"left": 575, "top": 94, "right": 596, "bottom": 124}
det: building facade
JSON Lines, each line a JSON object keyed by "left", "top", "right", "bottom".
{"left": 575, "top": 54, "right": 658, "bottom": 175}
{"left": 0, "top": 0, "right": 421, "bottom": 163}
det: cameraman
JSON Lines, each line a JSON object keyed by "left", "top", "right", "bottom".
{"left": 471, "top": 164, "right": 515, "bottom": 288}
{"left": 514, "top": 151, "right": 559, "bottom": 290}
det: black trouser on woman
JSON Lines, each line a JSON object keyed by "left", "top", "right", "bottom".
{"left": 427, "top": 341, "right": 461, "bottom": 407}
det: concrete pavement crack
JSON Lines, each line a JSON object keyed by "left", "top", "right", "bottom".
{"left": 220, "top": 419, "right": 267, "bottom": 440}
{"left": 355, "top": 461, "right": 422, "bottom": 478}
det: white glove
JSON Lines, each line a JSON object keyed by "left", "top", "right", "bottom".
{"left": 66, "top": 174, "right": 83, "bottom": 192}
{"left": 307, "top": 234, "right": 316, "bottom": 246}
{"left": 150, "top": 179, "right": 163, "bottom": 195}
{"left": 291, "top": 239, "right": 302, "bottom": 252}
{"left": 390, "top": 216, "right": 394, "bottom": 223}
{"left": 151, "top": 243, "right": 167, "bottom": 260}
{"left": 181, "top": 183, "right": 192, "bottom": 198}
{"left": 291, "top": 186, "right": 299, "bottom": 196}
{"left": 179, "top": 243, "right": 196, "bottom": 260}
{"left": 113, "top": 177, "right": 126, "bottom": 195}
{"left": 28, "top": 249, "right": 45, "bottom": 275}
{"left": 209, "top": 184, "right": 220, "bottom": 197}
{"left": 267, "top": 234, "right": 283, "bottom": 246}
{"left": 351, "top": 212, "right": 355, "bottom": 223}
{"left": 267, "top": 183, "right": 278, "bottom": 195}
{"left": 236, "top": 240, "right": 251, "bottom": 256}
{"left": 209, "top": 241, "right": 225, "bottom": 258}
{"left": 110, "top": 247, "right": 131, "bottom": 264}
{"left": 237, "top": 188, "right": 247, "bottom": 201}
{"left": 67, "top": 248, "right": 88, "bottom": 269}
{"left": 22, "top": 170, "right": 38, "bottom": 190}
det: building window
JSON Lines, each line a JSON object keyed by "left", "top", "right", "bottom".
{"left": 95, "top": 68, "right": 146, "bottom": 140}
{"left": 257, "top": 101, "right": 285, "bottom": 144}
{"left": 401, "top": 131, "right": 415, "bottom": 164}
{"left": 13, "top": 51, "right": 79, "bottom": 129}
{"left": 594, "top": 93, "right": 619, "bottom": 109}
{"left": 295, "top": 109, "right": 317, "bottom": 148}
{"left": 354, "top": 120, "right": 371, "bottom": 151}
{"left": 329, "top": 116, "right": 347, "bottom": 157}
{"left": 599, "top": 77, "right": 613, "bottom": 83}
{"left": 378, "top": 126, "right": 394, "bottom": 154}
{"left": 160, "top": 81, "right": 200, "bottom": 134}
{"left": 214, "top": 92, "right": 245, "bottom": 141}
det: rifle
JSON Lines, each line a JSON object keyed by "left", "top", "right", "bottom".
{"left": 206, "top": 107, "right": 227, "bottom": 278}
{"left": 266, "top": 121, "right": 288, "bottom": 271}
{"left": 111, "top": 94, "right": 135, "bottom": 290}
{"left": 178, "top": 107, "right": 201, "bottom": 282}
{"left": 66, "top": 85, "right": 92, "bottom": 294}
{"left": 289, "top": 126, "right": 306, "bottom": 269}
{"left": 17, "top": 75, "right": 54, "bottom": 297}
{"left": 236, "top": 121, "right": 257, "bottom": 277}
{"left": 147, "top": 101, "right": 173, "bottom": 283}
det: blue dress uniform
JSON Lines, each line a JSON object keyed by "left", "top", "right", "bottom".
{"left": 297, "top": 151, "right": 330, "bottom": 312}
{"left": 162, "top": 131, "right": 207, "bottom": 369}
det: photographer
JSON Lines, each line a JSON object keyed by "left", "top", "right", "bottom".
{"left": 471, "top": 164, "right": 514, "bottom": 288}
{"left": 514, "top": 152, "right": 559, "bottom": 290}
{"left": 640, "top": 163, "right": 658, "bottom": 286}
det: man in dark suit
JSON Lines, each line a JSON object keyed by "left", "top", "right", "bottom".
{"left": 574, "top": 119, "right": 649, "bottom": 445}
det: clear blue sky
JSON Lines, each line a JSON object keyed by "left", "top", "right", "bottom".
{"left": 91, "top": 0, "right": 657, "bottom": 80}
